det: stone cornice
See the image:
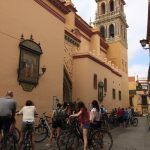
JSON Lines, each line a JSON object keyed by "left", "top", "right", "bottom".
{"left": 75, "top": 15, "right": 93, "bottom": 37}
{"left": 66, "top": 4, "right": 77, "bottom": 12}
{"left": 73, "top": 52, "right": 122, "bottom": 77}
{"left": 47, "top": 0, "right": 70, "bottom": 14}
{"left": 34, "top": 0, "right": 65, "bottom": 23}
{"left": 65, "top": 30, "right": 81, "bottom": 47}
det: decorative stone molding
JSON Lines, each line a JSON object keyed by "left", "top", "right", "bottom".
{"left": 64, "top": 40, "right": 78, "bottom": 79}
{"left": 73, "top": 52, "right": 122, "bottom": 77}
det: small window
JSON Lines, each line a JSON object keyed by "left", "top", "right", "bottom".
{"left": 119, "top": 91, "right": 121, "bottom": 100}
{"left": 109, "top": 0, "right": 114, "bottom": 12}
{"left": 101, "top": 3, "right": 105, "bottom": 14}
{"left": 109, "top": 24, "right": 115, "bottom": 38}
{"left": 93, "top": 74, "right": 97, "bottom": 89}
{"left": 129, "top": 97, "right": 133, "bottom": 106}
{"left": 100, "top": 26, "right": 105, "bottom": 38}
{"left": 112, "top": 89, "right": 116, "bottom": 99}
{"left": 104, "top": 78, "right": 107, "bottom": 92}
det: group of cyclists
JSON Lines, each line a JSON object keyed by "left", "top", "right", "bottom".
{"left": 49, "top": 100, "right": 108, "bottom": 150}
{"left": 0, "top": 90, "right": 109, "bottom": 150}
{"left": 109, "top": 107, "right": 135, "bottom": 127}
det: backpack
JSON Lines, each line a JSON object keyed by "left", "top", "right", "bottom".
{"left": 100, "top": 107, "right": 104, "bottom": 114}
{"left": 53, "top": 108, "right": 64, "bottom": 121}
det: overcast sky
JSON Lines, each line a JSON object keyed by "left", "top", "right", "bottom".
{"left": 72, "top": 0, "right": 148, "bottom": 78}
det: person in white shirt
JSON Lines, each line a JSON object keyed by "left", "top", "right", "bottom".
{"left": 90, "top": 100, "right": 101, "bottom": 128}
{"left": 17, "top": 100, "right": 37, "bottom": 150}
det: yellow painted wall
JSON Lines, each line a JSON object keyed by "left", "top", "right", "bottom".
{"left": 0, "top": 0, "right": 64, "bottom": 114}
{"left": 0, "top": 0, "right": 129, "bottom": 117}
{"left": 73, "top": 57, "right": 123, "bottom": 112}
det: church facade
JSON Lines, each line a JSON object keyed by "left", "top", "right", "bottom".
{"left": 0, "top": 0, "right": 129, "bottom": 113}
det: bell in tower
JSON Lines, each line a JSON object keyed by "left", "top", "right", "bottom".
{"left": 94, "top": 0, "right": 128, "bottom": 46}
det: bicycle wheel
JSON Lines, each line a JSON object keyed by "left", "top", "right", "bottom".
{"left": 57, "top": 130, "right": 70, "bottom": 150}
{"left": 91, "top": 129, "right": 113, "bottom": 150}
{"left": 34, "top": 125, "right": 48, "bottom": 143}
{"left": 1, "top": 132, "right": 17, "bottom": 150}
{"left": 23, "top": 133, "right": 32, "bottom": 150}
{"left": 65, "top": 133, "right": 83, "bottom": 150}
{"left": 13, "top": 127, "right": 20, "bottom": 143}
{"left": 132, "top": 118, "right": 138, "bottom": 127}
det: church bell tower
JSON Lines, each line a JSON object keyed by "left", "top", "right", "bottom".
{"left": 94, "top": 0, "right": 128, "bottom": 72}
{"left": 94, "top": 0, "right": 129, "bottom": 107}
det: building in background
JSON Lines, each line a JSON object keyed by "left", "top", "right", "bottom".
{"left": 138, "top": 0, "right": 150, "bottom": 114}
{"left": 0, "top": 0, "right": 129, "bottom": 114}
{"left": 129, "top": 76, "right": 150, "bottom": 114}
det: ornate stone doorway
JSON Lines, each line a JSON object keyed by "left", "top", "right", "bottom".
{"left": 63, "top": 69, "right": 72, "bottom": 102}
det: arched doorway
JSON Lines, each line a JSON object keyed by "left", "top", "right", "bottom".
{"left": 63, "top": 68, "right": 72, "bottom": 102}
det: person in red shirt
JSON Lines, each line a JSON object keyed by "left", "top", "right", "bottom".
{"left": 70, "top": 101, "right": 90, "bottom": 150}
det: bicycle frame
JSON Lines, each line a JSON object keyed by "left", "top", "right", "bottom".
{"left": 23, "top": 122, "right": 34, "bottom": 150}
{"left": 38, "top": 113, "right": 51, "bottom": 134}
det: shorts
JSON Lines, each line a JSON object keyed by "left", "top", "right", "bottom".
{"left": 82, "top": 122, "right": 90, "bottom": 129}
{"left": 21, "top": 122, "right": 34, "bottom": 133}
{"left": 0, "top": 116, "right": 12, "bottom": 132}
{"left": 52, "top": 120, "right": 62, "bottom": 129}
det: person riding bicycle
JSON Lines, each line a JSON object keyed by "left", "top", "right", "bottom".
{"left": 0, "top": 91, "right": 16, "bottom": 140}
{"left": 70, "top": 101, "right": 90, "bottom": 150}
{"left": 17, "top": 100, "right": 37, "bottom": 150}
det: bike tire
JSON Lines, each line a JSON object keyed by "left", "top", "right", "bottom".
{"left": 23, "top": 138, "right": 31, "bottom": 150}
{"left": 65, "top": 133, "right": 83, "bottom": 150}
{"left": 34, "top": 125, "right": 48, "bottom": 143}
{"left": 91, "top": 129, "right": 113, "bottom": 150}
{"left": 133, "top": 118, "right": 138, "bottom": 127}
{"left": 0, "top": 131, "right": 17, "bottom": 150}
{"left": 14, "top": 127, "right": 20, "bottom": 143}
{"left": 57, "top": 130, "right": 70, "bottom": 150}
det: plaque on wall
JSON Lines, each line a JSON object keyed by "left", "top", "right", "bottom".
{"left": 18, "top": 36, "right": 42, "bottom": 92}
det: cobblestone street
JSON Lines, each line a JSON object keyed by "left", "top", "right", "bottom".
{"left": 35, "top": 117, "right": 150, "bottom": 150}
{"left": 111, "top": 117, "right": 150, "bottom": 150}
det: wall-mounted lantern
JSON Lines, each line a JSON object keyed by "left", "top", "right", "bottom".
{"left": 39, "top": 65, "right": 46, "bottom": 76}
{"left": 98, "top": 80, "right": 106, "bottom": 103}
{"left": 18, "top": 34, "right": 46, "bottom": 91}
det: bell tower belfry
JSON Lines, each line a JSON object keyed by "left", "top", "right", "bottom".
{"left": 94, "top": 0, "right": 128, "bottom": 72}
{"left": 94, "top": 0, "right": 129, "bottom": 107}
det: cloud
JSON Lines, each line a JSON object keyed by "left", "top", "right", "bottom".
{"left": 128, "top": 64, "right": 148, "bottom": 78}
{"left": 125, "top": 0, "right": 148, "bottom": 61}
{"left": 72, "top": 0, "right": 96, "bottom": 23}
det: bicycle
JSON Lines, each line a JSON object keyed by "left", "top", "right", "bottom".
{"left": 34, "top": 112, "right": 51, "bottom": 143}
{"left": 127, "top": 116, "right": 138, "bottom": 127}
{"left": 22, "top": 122, "right": 34, "bottom": 150}
{"left": 0, "top": 127, "right": 20, "bottom": 150}
{"left": 147, "top": 113, "right": 150, "bottom": 130}
{"left": 58, "top": 118, "right": 113, "bottom": 150}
